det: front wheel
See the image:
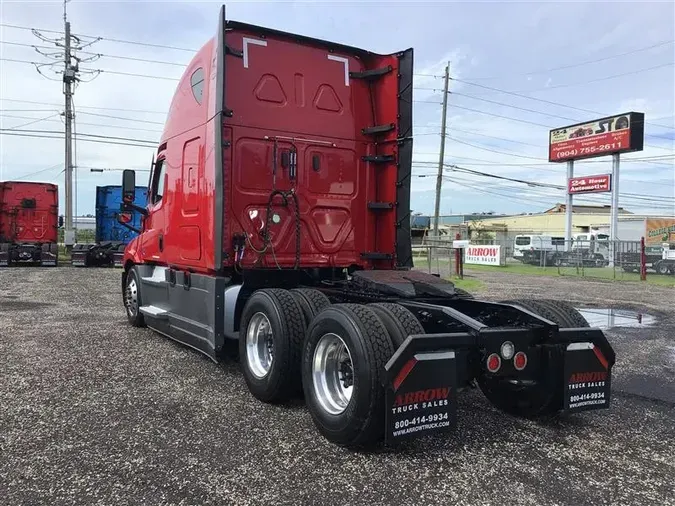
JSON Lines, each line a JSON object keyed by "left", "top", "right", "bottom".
{"left": 123, "top": 266, "right": 146, "bottom": 327}
{"left": 302, "top": 304, "right": 393, "bottom": 448}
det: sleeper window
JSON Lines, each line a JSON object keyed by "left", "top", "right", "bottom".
{"left": 190, "top": 68, "right": 205, "bottom": 105}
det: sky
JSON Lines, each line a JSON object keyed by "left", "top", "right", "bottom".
{"left": 0, "top": 0, "right": 674, "bottom": 217}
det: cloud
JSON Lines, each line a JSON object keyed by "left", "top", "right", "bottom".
{"left": 0, "top": 0, "right": 673, "bottom": 219}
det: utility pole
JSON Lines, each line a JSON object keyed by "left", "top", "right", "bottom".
{"left": 432, "top": 62, "right": 450, "bottom": 239}
{"left": 62, "top": 1, "right": 76, "bottom": 248}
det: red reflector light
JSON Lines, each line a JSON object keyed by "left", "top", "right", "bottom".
{"left": 486, "top": 353, "right": 501, "bottom": 373}
{"left": 514, "top": 351, "right": 527, "bottom": 371}
{"left": 119, "top": 212, "right": 132, "bottom": 224}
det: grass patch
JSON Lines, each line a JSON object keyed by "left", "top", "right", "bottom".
{"left": 464, "top": 263, "right": 675, "bottom": 287}
{"left": 58, "top": 245, "right": 71, "bottom": 262}
{"left": 451, "top": 276, "right": 486, "bottom": 293}
{"left": 413, "top": 258, "right": 675, "bottom": 287}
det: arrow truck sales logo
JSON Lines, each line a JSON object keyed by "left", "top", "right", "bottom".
{"left": 464, "top": 246, "right": 502, "bottom": 265}
{"left": 392, "top": 387, "right": 451, "bottom": 413}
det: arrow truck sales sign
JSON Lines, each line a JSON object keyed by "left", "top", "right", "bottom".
{"left": 549, "top": 112, "right": 645, "bottom": 163}
{"left": 568, "top": 174, "right": 611, "bottom": 194}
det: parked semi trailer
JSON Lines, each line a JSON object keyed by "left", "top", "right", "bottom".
{"left": 0, "top": 181, "right": 58, "bottom": 267}
{"left": 71, "top": 185, "right": 147, "bottom": 267}
{"left": 116, "top": 6, "right": 615, "bottom": 448}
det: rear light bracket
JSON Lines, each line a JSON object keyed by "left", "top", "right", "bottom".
{"left": 350, "top": 65, "right": 393, "bottom": 80}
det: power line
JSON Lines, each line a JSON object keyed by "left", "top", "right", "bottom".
{"left": 97, "top": 68, "right": 179, "bottom": 81}
{"left": 515, "top": 62, "right": 675, "bottom": 93}
{"left": 414, "top": 153, "right": 674, "bottom": 164}
{"left": 0, "top": 128, "right": 156, "bottom": 145}
{"left": 0, "top": 97, "right": 166, "bottom": 115}
{"left": 448, "top": 103, "right": 553, "bottom": 128}
{"left": 12, "top": 162, "right": 64, "bottom": 181}
{"left": 0, "top": 57, "right": 180, "bottom": 81}
{"left": 450, "top": 77, "right": 675, "bottom": 131}
{"left": 419, "top": 163, "right": 675, "bottom": 204}
{"left": 1, "top": 113, "right": 60, "bottom": 130}
{"left": 445, "top": 136, "right": 547, "bottom": 161}
{"left": 446, "top": 90, "right": 673, "bottom": 152}
{"left": 462, "top": 40, "right": 675, "bottom": 80}
{"left": 76, "top": 111, "right": 165, "bottom": 125}
{"left": 0, "top": 39, "right": 189, "bottom": 67}
{"left": 451, "top": 91, "right": 579, "bottom": 123}
{"left": 0, "top": 130, "right": 155, "bottom": 149}
{"left": 0, "top": 23, "right": 197, "bottom": 52}
{"left": 0, "top": 113, "right": 164, "bottom": 134}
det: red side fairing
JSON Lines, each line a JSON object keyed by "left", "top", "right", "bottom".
{"left": 0, "top": 181, "right": 58, "bottom": 244}
{"left": 139, "top": 39, "right": 217, "bottom": 272}
{"left": 220, "top": 24, "right": 412, "bottom": 271}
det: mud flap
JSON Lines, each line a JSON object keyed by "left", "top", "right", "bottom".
{"left": 71, "top": 251, "right": 88, "bottom": 267}
{"left": 112, "top": 251, "right": 124, "bottom": 268}
{"left": 39, "top": 246, "right": 57, "bottom": 266}
{"left": 385, "top": 350, "right": 457, "bottom": 444}
{"left": 563, "top": 342, "right": 612, "bottom": 413}
{"left": 39, "top": 256, "right": 57, "bottom": 266}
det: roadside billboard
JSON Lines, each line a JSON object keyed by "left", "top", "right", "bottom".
{"left": 549, "top": 112, "right": 645, "bottom": 163}
{"left": 464, "top": 245, "right": 504, "bottom": 266}
{"left": 568, "top": 174, "right": 611, "bottom": 194}
{"left": 645, "top": 218, "right": 675, "bottom": 246}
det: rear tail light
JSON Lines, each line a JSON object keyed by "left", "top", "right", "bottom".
{"left": 486, "top": 353, "right": 501, "bottom": 373}
{"left": 514, "top": 351, "right": 527, "bottom": 371}
{"left": 500, "top": 341, "right": 515, "bottom": 360}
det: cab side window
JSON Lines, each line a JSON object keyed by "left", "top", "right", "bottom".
{"left": 151, "top": 158, "right": 167, "bottom": 204}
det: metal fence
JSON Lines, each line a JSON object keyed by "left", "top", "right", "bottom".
{"left": 412, "top": 238, "right": 672, "bottom": 281}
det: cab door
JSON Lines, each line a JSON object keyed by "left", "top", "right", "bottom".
{"left": 140, "top": 155, "right": 168, "bottom": 262}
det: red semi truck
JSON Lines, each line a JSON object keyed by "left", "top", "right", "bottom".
{"left": 0, "top": 181, "right": 59, "bottom": 267}
{"left": 117, "top": 5, "right": 615, "bottom": 448}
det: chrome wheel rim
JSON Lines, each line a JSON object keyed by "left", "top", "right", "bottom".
{"left": 312, "top": 332, "right": 354, "bottom": 415}
{"left": 246, "top": 312, "right": 274, "bottom": 378}
{"left": 125, "top": 276, "right": 138, "bottom": 316}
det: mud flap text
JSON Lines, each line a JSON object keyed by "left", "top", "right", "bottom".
{"left": 564, "top": 342, "right": 612, "bottom": 412}
{"left": 385, "top": 350, "right": 457, "bottom": 443}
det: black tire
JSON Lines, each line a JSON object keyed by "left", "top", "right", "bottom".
{"left": 302, "top": 304, "right": 394, "bottom": 448}
{"left": 123, "top": 266, "right": 146, "bottom": 327}
{"left": 655, "top": 261, "right": 669, "bottom": 275}
{"left": 239, "top": 289, "right": 305, "bottom": 403}
{"left": 500, "top": 299, "right": 561, "bottom": 326}
{"left": 367, "top": 302, "right": 424, "bottom": 348}
{"left": 539, "top": 300, "right": 590, "bottom": 328}
{"left": 290, "top": 288, "right": 331, "bottom": 327}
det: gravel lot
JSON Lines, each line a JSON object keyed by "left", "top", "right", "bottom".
{"left": 1, "top": 267, "right": 674, "bottom": 506}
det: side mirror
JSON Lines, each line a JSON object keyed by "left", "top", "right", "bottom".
{"left": 122, "top": 169, "right": 136, "bottom": 203}
{"left": 58, "top": 215, "right": 64, "bottom": 228}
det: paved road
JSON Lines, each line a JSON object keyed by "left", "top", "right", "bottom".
{"left": 1, "top": 267, "right": 673, "bottom": 506}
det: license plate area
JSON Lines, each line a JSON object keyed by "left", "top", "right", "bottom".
{"left": 564, "top": 342, "right": 612, "bottom": 413}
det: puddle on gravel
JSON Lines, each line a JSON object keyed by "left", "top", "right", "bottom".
{"left": 576, "top": 308, "right": 656, "bottom": 329}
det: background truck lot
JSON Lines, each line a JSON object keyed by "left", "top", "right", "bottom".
{"left": 1, "top": 268, "right": 673, "bottom": 506}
